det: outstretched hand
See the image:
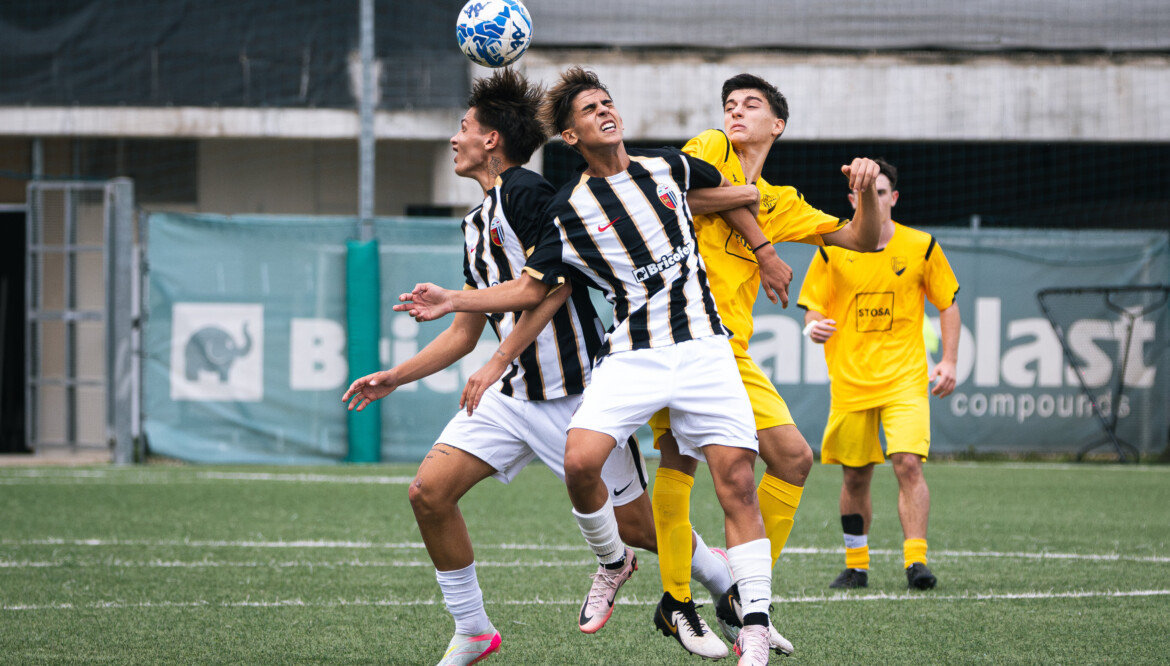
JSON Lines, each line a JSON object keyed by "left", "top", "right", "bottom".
{"left": 841, "top": 157, "right": 881, "bottom": 192}
{"left": 341, "top": 369, "right": 399, "bottom": 412}
{"left": 392, "top": 283, "right": 454, "bottom": 322}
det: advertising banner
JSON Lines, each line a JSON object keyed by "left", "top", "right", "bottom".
{"left": 769, "top": 228, "right": 1170, "bottom": 457}
{"left": 144, "top": 214, "right": 1169, "bottom": 463}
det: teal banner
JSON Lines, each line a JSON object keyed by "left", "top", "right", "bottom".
{"left": 766, "top": 228, "right": 1170, "bottom": 457}
{"left": 143, "top": 213, "right": 484, "bottom": 463}
{"left": 144, "top": 214, "right": 1169, "bottom": 463}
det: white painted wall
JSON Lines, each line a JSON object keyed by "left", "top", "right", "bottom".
{"left": 519, "top": 51, "right": 1170, "bottom": 142}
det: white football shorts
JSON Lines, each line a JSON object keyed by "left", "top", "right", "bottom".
{"left": 568, "top": 335, "right": 758, "bottom": 460}
{"left": 436, "top": 388, "right": 648, "bottom": 506}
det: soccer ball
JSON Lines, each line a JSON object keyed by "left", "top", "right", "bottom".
{"left": 456, "top": 0, "right": 532, "bottom": 68}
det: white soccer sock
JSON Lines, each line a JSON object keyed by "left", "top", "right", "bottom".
{"left": 690, "top": 532, "right": 734, "bottom": 599}
{"left": 844, "top": 533, "right": 868, "bottom": 551}
{"left": 572, "top": 497, "right": 625, "bottom": 565}
{"left": 435, "top": 563, "right": 492, "bottom": 636}
{"left": 727, "top": 538, "right": 773, "bottom": 619}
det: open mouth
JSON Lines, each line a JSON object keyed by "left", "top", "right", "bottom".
{"left": 601, "top": 121, "right": 616, "bottom": 133}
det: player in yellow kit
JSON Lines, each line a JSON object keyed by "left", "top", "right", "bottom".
{"left": 798, "top": 158, "right": 960, "bottom": 591}
{"left": 648, "top": 73, "right": 883, "bottom": 658}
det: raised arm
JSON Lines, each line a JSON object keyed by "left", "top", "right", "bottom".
{"left": 687, "top": 184, "right": 759, "bottom": 216}
{"left": 461, "top": 281, "right": 574, "bottom": 414}
{"left": 342, "top": 311, "right": 487, "bottom": 412}
{"left": 821, "top": 157, "right": 882, "bottom": 252}
{"left": 394, "top": 272, "right": 554, "bottom": 321}
{"left": 699, "top": 176, "right": 793, "bottom": 307}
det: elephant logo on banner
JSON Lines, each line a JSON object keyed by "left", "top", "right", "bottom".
{"left": 170, "top": 303, "right": 264, "bottom": 402}
{"left": 184, "top": 323, "right": 253, "bottom": 382}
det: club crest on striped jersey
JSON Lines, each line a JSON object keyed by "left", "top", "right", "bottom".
{"left": 656, "top": 183, "right": 679, "bottom": 210}
{"left": 489, "top": 216, "right": 505, "bottom": 246}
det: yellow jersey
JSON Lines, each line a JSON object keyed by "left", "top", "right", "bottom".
{"left": 683, "top": 129, "right": 846, "bottom": 352}
{"left": 797, "top": 223, "right": 960, "bottom": 411}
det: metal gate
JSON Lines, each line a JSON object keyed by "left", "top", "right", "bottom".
{"left": 26, "top": 179, "right": 139, "bottom": 463}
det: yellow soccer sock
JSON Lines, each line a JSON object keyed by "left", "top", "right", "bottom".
{"left": 842, "top": 514, "right": 869, "bottom": 570}
{"left": 757, "top": 473, "right": 803, "bottom": 567}
{"left": 904, "top": 538, "right": 928, "bottom": 569}
{"left": 652, "top": 467, "right": 695, "bottom": 602}
{"left": 845, "top": 545, "right": 870, "bottom": 570}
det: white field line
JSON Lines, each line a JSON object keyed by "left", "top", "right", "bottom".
{"left": 0, "top": 470, "right": 414, "bottom": 485}
{"left": 4, "top": 589, "right": 1168, "bottom": 612}
{"left": 0, "top": 558, "right": 595, "bottom": 569}
{"left": 0, "top": 538, "right": 579, "bottom": 551}
{"left": 3, "top": 538, "right": 1167, "bottom": 564}
{"left": 943, "top": 462, "right": 1170, "bottom": 473}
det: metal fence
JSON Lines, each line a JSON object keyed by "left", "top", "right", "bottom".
{"left": 25, "top": 179, "right": 138, "bottom": 463}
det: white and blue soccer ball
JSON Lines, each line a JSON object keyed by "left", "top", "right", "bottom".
{"left": 456, "top": 0, "right": 533, "bottom": 68}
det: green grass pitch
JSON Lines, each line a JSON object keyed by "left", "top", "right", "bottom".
{"left": 2, "top": 460, "right": 1168, "bottom": 664}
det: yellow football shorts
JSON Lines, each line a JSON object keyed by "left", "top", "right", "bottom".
{"left": 820, "top": 392, "right": 931, "bottom": 467}
{"left": 650, "top": 349, "right": 794, "bottom": 448}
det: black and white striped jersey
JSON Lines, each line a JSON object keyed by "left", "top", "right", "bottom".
{"left": 524, "top": 148, "right": 726, "bottom": 359}
{"left": 462, "top": 166, "right": 604, "bottom": 400}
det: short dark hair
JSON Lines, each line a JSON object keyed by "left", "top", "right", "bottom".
{"left": 721, "top": 73, "right": 789, "bottom": 123}
{"left": 539, "top": 66, "right": 609, "bottom": 136}
{"left": 467, "top": 68, "right": 547, "bottom": 165}
{"left": 874, "top": 157, "right": 898, "bottom": 190}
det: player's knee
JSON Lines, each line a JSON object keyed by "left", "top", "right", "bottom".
{"left": 842, "top": 466, "right": 871, "bottom": 494}
{"left": 563, "top": 449, "right": 600, "bottom": 488}
{"left": 890, "top": 453, "right": 925, "bottom": 483}
{"left": 660, "top": 450, "right": 699, "bottom": 476}
{"left": 715, "top": 462, "right": 759, "bottom": 512}
{"left": 407, "top": 477, "right": 451, "bottom": 519}
{"left": 788, "top": 441, "right": 814, "bottom": 482}
{"left": 760, "top": 426, "right": 813, "bottom": 483}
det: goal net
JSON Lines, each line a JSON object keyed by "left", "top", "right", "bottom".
{"left": 1037, "top": 285, "right": 1170, "bottom": 461}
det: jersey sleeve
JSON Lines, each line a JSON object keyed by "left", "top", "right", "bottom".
{"left": 462, "top": 250, "right": 476, "bottom": 289}
{"left": 796, "top": 247, "right": 833, "bottom": 314}
{"left": 521, "top": 211, "right": 569, "bottom": 289}
{"left": 504, "top": 171, "right": 557, "bottom": 253}
{"left": 682, "top": 129, "right": 732, "bottom": 171}
{"left": 460, "top": 217, "right": 477, "bottom": 289}
{"left": 923, "top": 238, "right": 961, "bottom": 310}
{"left": 762, "top": 184, "right": 845, "bottom": 246}
{"left": 680, "top": 150, "right": 724, "bottom": 191}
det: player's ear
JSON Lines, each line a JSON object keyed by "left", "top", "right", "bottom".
{"left": 484, "top": 130, "right": 499, "bottom": 151}
{"left": 561, "top": 127, "right": 578, "bottom": 147}
{"left": 773, "top": 118, "right": 785, "bottom": 139}
{"left": 847, "top": 192, "right": 857, "bottom": 210}
{"left": 890, "top": 190, "right": 899, "bottom": 208}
